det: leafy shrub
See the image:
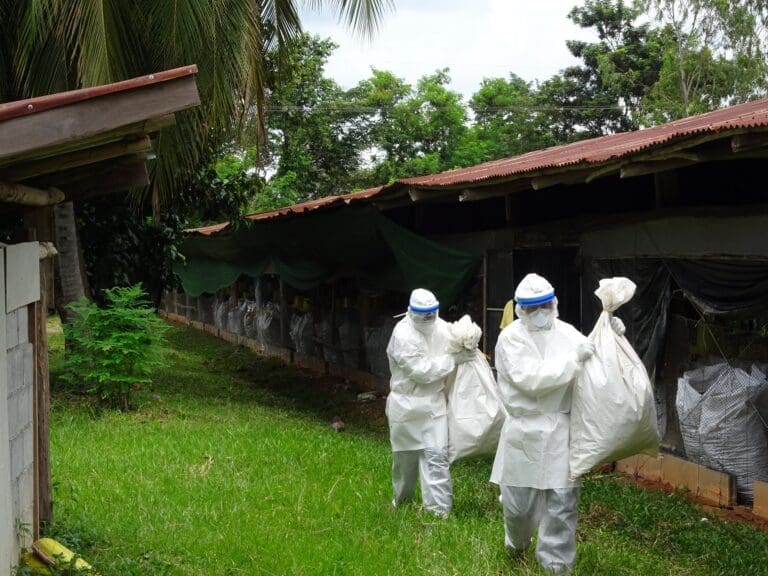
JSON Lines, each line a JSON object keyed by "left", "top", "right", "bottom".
{"left": 62, "top": 284, "right": 168, "bottom": 410}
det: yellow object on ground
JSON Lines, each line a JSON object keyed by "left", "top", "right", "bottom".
{"left": 20, "top": 537, "right": 97, "bottom": 575}
{"left": 499, "top": 299, "right": 515, "bottom": 330}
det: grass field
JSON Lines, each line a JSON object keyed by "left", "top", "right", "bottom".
{"left": 40, "top": 320, "right": 768, "bottom": 575}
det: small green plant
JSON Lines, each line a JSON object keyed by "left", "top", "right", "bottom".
{"left": 62, "top": 284, "right": 168, "bottom": 410}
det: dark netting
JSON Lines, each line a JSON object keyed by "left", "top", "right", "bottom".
{"left": 676, "top": 362, "right": 768, "bottom": 501}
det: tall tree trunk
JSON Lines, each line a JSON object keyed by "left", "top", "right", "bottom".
{"left": 53, "top": 201, "right": 90, "bottom": 323}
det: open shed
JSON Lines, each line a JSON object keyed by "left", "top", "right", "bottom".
{"left": 171, "top": 96, "right": 768, "bottom": 510}
{"left": 0, "top": 66, "right": 200, "bottom": 574}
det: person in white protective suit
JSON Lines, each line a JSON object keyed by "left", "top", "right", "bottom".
{"left": 491, "top": 273, "right": 623, "bottom": 575}
{"left": 385, "top": 288, "right": 474, "bottom": 517}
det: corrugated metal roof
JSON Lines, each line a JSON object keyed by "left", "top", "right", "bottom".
{"left": 0, "top": 66, "right": 198, "bottom": 122}
{"left": 400, "top": 96, "right": 768, "bottom": 188}
{"left": 187, "top": 186, "right": 385, "bottom": 236}
{"left": 186, "top": 96, "right": 768, "bottom": 236}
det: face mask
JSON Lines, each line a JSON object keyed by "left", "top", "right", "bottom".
{"left": 529, "top": 309, "right": 552, "bottom": 329}
{"left": 410, "top": 311, "right": 437, "bottom": 334}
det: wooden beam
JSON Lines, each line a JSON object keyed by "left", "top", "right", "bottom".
{"left": 0, "top": 114, "right": 175, "bottom": 170}
{"left": 61, "top": 158, "right": 150, "bottom": 201}
{"left": 407, "top": 186, "right": 461, "bottom": 203}
{"left": 0, "top": 75, "right": 197, "bottom": 165}
{"left": 731, "top": 131, "right": 768, "bottom": 153}
{"left": 459, "top": 180, "right": 532, "bottom": 201}
{"left": 1, "top": 136, "right": 152, "bottom": 182}
{"left": 620, "top": 158, "right": 696, "bottom": 179}
{"left": 0, "top": 182, "right": 64, "bottom": 206}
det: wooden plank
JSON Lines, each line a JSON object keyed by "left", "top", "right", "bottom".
{"left": 0, "top": 76, "right": 199, "bottom": 165}
{"left": 52, "top": 157, "right": 150, "bottom": 202}
{"left": 5, "top": 243, "right": 40, "bottom": 312}
{"left": 1, "top": 137, "right": 152, "bottom": 182}
{"left": 24, "top": 216, "right": 52, "bottom": 528}
{"left": 754, "top": 480, "right": 768, "bottom": 520}
{"left": 0, "top": 183, "right": 64, "bottom": 207}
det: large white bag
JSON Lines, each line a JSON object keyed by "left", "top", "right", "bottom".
{"left": 444, "top": 316, "right": 505, "bottom": 463}
{"left": 445, "top": 351, "right": 506, "bottom": 462}
{"left": 570, "top": 277, "right": 660, "bottom": 479}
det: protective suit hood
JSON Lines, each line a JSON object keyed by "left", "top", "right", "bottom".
{"left": 407, "top": 288, "right": 440, "bottom": 335}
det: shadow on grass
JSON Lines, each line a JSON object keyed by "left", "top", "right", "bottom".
{"left": 108, "top": 323, "right": 389, "bottom": 438}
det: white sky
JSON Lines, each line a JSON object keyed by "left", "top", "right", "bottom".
{"left": 298, "top": 0, "right": 597, "bottom": 100}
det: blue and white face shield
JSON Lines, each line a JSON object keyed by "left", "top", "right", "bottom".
{"left": 514, "top": 273, "right": 558, "bottom": 330}
{"left": 407, "top": 288, "right": 440, "bottom": 335}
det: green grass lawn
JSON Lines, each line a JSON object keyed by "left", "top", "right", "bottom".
{"left": 43, "top": 320, "right": 768, "bottom": 575}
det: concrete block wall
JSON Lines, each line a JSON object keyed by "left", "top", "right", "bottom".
{"left": 617, "top": 453, "right": 737, "bottom": 508}
{"left": 1, "top": 243, "right": 40, "bottom": 575}
{"left": 6, "top": 308, "right": 35, "bottom": 555}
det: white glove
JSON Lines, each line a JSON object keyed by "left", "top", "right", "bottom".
{"left": 576, "top": 341, "right": 595, "bottom": 362}
{"left": 453, "top": 349, "right": 476, "bottom": 365}
{"left": 610, "top": 316, "right": 626, "bottom": 336}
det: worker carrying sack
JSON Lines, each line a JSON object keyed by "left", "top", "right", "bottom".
{"left": 445, "top": 315, "right": 506, "bottom": 463}
{"left": 570, "top": 277, "right": 660, "bottom": 479}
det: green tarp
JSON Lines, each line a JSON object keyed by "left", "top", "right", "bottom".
{"left": 175, "top": 205, "right": 479, "bottom": 305}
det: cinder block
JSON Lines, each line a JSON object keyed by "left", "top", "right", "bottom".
{"left": 8, "top": 385, "right": 32, "bottom": 439}
{"left": 635, "top": 454, "right": 663, "bottom": 483}
{"left": 21, "top": 342, "right": 33, "bottom": 390}
{"left": 260, "top": 344, "right": 291, "bottom": 364}
{"left": 204, "top": 323, "right": 219, "bottom": 337}
{"left": 190, "top": 320, "right": 206, "bottom": 332}
{"left": 615, "top": 455, "right": 638, "bottom": 477}
{"left": 7, "top": 346, "right": 23, "bottom": 395}
{"left": 661, "top": 454, "right": 698, "bottom": 492}
{"left": 16, "top": 306, "right": 28, "bottom": 344}
{"left": 753, "top": 481, "right": 768, "bottom": 519}
{"left": 242, "top": 338, "right": 263, "bottom": 354}
{"left": 5, "top": 310, "right": 18, "bottom": 349}
{"left": 697, "top": 465, "right": 736, "bottom": 507}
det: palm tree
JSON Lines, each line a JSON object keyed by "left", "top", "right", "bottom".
{"left": 0, "top": 0, "right": 392, "bottom": 305}
{"left": 2, "top": 0, "right": 392, "bottom": 209}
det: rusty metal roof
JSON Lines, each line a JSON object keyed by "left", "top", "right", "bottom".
{"left": 400, "top": 96, "right": 768, "bottom": 188}
{"left": 187, "top": 96, "right": 768, "bottom": 236}
{"left": 0, "top": 66, "right": 198, "bottom": 122}
{"left": 188, "top": 186, "right": 385, "bottom": 236}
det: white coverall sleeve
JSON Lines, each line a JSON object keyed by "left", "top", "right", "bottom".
{"left": 496, "top": 333, "right": 581, "bottom": 398}
{"left": 390, "top": 338, "right": 455, "bottom": 386}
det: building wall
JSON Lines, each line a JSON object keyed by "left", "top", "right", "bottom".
{"left": 0, "top": 243, "right": 39, "bottom": 575}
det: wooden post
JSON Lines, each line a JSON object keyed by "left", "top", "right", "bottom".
{"left": 279, "top": 278, "right": 289, "bottom": 348}
{"left": 24, "top": 207, "right": 54, "bottom": 529}
{"left": 482, "top": 252, "right": 488, "bottom": 355}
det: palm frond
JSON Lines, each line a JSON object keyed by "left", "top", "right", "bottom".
{"left": 303, "top": 0, "right": 393, "bottom": 39}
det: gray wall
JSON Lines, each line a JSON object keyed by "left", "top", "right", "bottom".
{"left": 0, "top": 242, "right": 39, "bottom": 575}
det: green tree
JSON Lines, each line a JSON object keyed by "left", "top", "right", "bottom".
{"left": 350, "top": 68, "right": 468, "bottom": 183}
{"left": 265, "top": 34, "right": 368, "bottom": 203}
{"left": 639, "top": 0, "right": 768, "bottom": 120}
{"left": 533, "top": 0, "right": 666, "bottom": 142}
{"left": 63, "top": 284, "right": 168, "bottom": 411}
{"left": 467, "top": 74, "right": 545, "bottom": 160}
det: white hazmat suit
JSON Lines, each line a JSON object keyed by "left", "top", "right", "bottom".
{"left": 491, "top": 274, "right": 593, "bottom": 575}
{"left": 386, "top": 288, "right": 468, "bottom": 517}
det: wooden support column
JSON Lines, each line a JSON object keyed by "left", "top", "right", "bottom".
{"left": 654, "top": 170, "right": 680, "bottom": 209}
{"left": 279, "top": 278, "right": 289, "bottom": 348}
{"left": 24, "top": 207, "right": 54, "bottom": 529}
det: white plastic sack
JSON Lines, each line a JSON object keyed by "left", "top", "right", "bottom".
{"left": 570, "top": 277, "right": 660, "bottom": 479}
{"left": 446, "top": 315, "right": 482, "bottom": 352}
{"left": 446, "top": 351, "right": 506, "bottom": 462}
{"left": 444, "top": 315, "right": 505, "bottom": 462}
